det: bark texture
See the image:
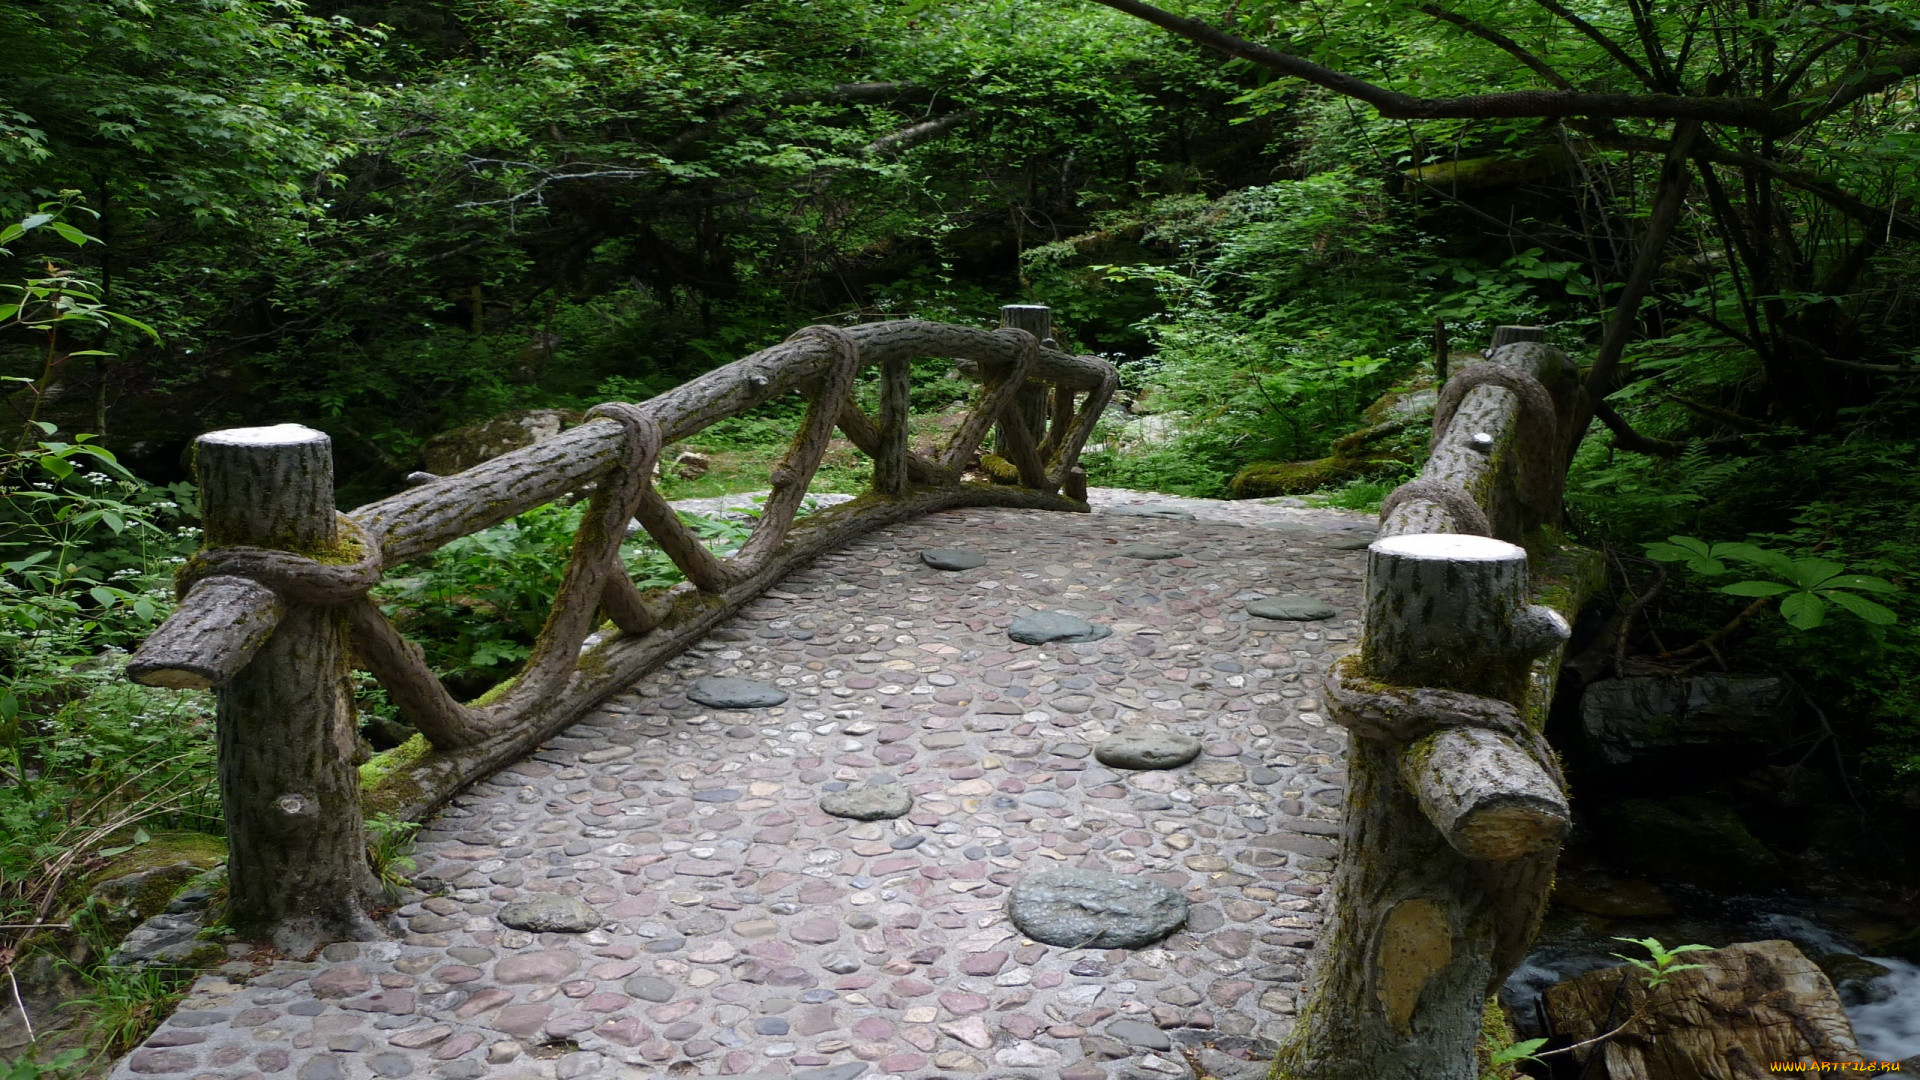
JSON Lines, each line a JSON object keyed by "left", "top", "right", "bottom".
{"left": 1543, "top": 940, "right": 1868, "bottom": 1078}
{"left": 997, "top": 305, "right": 1053, "bottom": 464}
{"left": 193, "top": 426, "right": 380, "bottom": 954}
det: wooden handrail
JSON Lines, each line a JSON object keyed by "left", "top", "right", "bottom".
{"left": 1274, "top": 326, "right": 1604, "bottom": 1080}
{"left": 124, "top": 309, "right": 1116, "bottom": 950}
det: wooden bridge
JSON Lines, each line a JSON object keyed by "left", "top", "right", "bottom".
{"left": 115, "top": 309, "right": 1596, "bottom": 1080}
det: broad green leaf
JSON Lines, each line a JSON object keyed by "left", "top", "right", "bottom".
{"left": 1720, "top": 580, "right": 1792, "bottom": 597}
{"left": 49, "top": 221, "right": 94, "bottom": 246}
{"left": 1823, "top": 575, "right": 1900, "bottom": 594}
{"left": 1786, "top": 557, "right": 1844, "bottom": 590}
{"left": 1780, "top": 591, "right": 1827, "bottom": 630}
{"left": 1825, "top": 590, "right": 1898, "bottom": 626}
{"left": 90, "top": 587, "right": 118, "bottom": 608}
{"left": 1488, "top": 1038, "right": 1547, "bottom": 1066}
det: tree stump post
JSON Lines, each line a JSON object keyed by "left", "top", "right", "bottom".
{"left": 1274, "top": 533, "right": 1571, "bottom": 1080}
{"left": 997, "top": 304, "right": 1052, "bottom": 458}
{"left": 873, "top": 351, "right": 911, "bottom": 497}
{"left": 197, "top": 425, "right": 381, "bottom": 953}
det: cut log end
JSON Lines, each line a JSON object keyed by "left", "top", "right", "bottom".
{"left": 1405, "top": 727, "right": 1569, "bottom": 862}
{"left": 1370, "top": 532, "right": 1525, "bottom": 563}
{"left": 1449, "top": 795, "right": 1571, "bottom": 861}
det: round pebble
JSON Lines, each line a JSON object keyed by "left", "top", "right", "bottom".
{"left": 686, "top": 676, "right": 789, "bottom": 708}
{"left": 1008, "top": 867, "right": 1188, "bottom": 948}
{"left": 818, "top": 783, "right": 914, "bottom": 821}
{"left": 1094, "top": 729, "right": 1204, "bottom": 770}
{"left": 921, "top": 548, "right": 987, "bottom": 571}
{"left": 1247, "top": 596, "right": 1337, "bottom": 621}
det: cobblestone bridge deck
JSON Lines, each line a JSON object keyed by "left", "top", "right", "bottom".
{"left": 115, "top": 492, "right": 1370, "bottom": 1080}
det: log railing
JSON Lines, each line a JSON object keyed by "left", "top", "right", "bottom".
{"left": 1274, "top": 326, "right": 1604, "bottom": 1080}
{"left": 126, "top": 309, "right": 1116, "bottom": 952}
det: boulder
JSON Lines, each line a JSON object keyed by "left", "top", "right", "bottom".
{"left": 1600, "top": 796, "right": 1782, "bottom": 890}
{"left": 1544, "top": 940, "right": 1869, "bottom": 1078}
{"left": 1579, "top": 674, "right": 1790, "bottom": 767}
{"left": 1815, "top": 953, "right": 1896, "bottom": 1006}
{"left": 674, "top": 451, "right": 711, "bottom": 480}
{"left": 419, "top": 408, "right": 582, "bottom": 475}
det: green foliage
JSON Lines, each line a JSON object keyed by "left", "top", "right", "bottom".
{"left": 365, "top": 811, "right": 420, "bottom": 897}
{"left": 1610, "top": 936, "right": 1714, "bottom": 990}
{"left": 0, "top": 1049, "right": 85, "bottom": 1080}
{"left": 1647, "top": 536, "right": 1900, "bottom": 630}
{"left": 62, "top": 962, "right": 196, "bottom": 1056}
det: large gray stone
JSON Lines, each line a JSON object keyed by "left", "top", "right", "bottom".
{"left": 819, "top": 783, "right": 914, "bottom": 821}
{"left": 1106, "top": 1018, "right": 1173, "bottom": 1050}
{"left": 1580, "top": 674, "right": 1789, "bottom": 766}
{"left": 1247, "top": 596, "right": 1336, "bottom": 621}
{"left": 1106, "top": 505, "right": 1192, "bottom": 519}
{"left": 1095, "top": 729, "right": 1202, "bottom": 771}
{"left": 1008, "top": 611, "right": 1112, "bottom": 645}
{"left": 496, "top": 895, "right": 601, "bottom": 934}
{"left": 1007, "top": 868, "right": 1187, "bottom": 948}
{"left": 686, "top": 676, "right": 789, "bottom": 709}
{"left": 1118, "top": 544, "right": 1182, "bottom": 560}
{"left": 1325, "top": 534, "right": 1375, "bottom": 550}
{"left": 921, "top": 548, "right": 986, "bottom": 571}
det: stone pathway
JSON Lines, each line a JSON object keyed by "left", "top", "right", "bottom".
{"left": 114, "top": 494, "right": 1370, "bottom": 1080}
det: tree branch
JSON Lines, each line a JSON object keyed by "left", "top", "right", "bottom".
{"left": 1524, "top": 0, "right": 1657, "bottom": 88}
{"left": 1593, "top": 399, "right": 1688, "bottom": 456}
{"left": 1417, "top": 3, "right": 1572, "bottom": 89}
{"left": 1084, "top": 0, "right": 1916, "bottom": 134}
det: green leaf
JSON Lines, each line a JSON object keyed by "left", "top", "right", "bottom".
{"left": 1823, "top": 574, "right": 1900, "bottom": 594}
{"left": 1785, "top": 557, "right": 1844, "bottom": 590}
{"left": 90, "top": 587, "right": 118, "bottom": 608}
{"left": 1488, "top": 1037, "right": 1548, "bottom": 1066}
{"left": 49, "top": 221, "right": 94, "bottom": 246}
{"left": 1780, "top": 591, "right": 1827, "bottom": 630}
{"left": 1720, "top": 580, "right": 1792, "bottom": 597}
{"left": 1825, "top": 590, "right": 1898, "bottom": 626}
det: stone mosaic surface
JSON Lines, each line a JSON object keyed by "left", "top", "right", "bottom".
{"left": 112, "top": 495, "right": 1365, "bottom": 1080}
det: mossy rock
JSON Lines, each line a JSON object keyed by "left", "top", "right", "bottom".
{"left": 1232, "top": 455, "right": 1403, "bottom": 498}
{"left": 1600, "top": 796, "right": 1782, "bottom": 889}
{"left": 79, "top": 832, "right": 227, "bottom": 936}
{"left": 1880, "top": 923, "right": 1920, "bottom": 965}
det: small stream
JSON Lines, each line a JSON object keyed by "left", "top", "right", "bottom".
{"left": 1501, "top": 892, "right": 1920, "bottom": 1064}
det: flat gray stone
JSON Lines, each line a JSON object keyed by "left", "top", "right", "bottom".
{"left": 1007, "top": 868, "right": 1187, "bottom": 949}
{"left": 686, "top": 676, "right": 788, "bottom": 708}
{"left": 1107, "top": 1018, "right": 1173, "bottom": 1050}
{"left": 625, "top": 975, "right": 675, "bottom": 1002}
{"left": 496, "top": 896, "right": 601, "bottom": 934}
{"left": 1095, "top": 729, "right": 1203, "bottom": 770}
{"left": 1247, "top": 596, "right": 1337, "bottom": 621}
{"left": 1106, "top": 505, "right": 1193, "bottom": 519}
{"left": 1325, "top": 534, "right": 1374, "bottom": 550}
{"left": 921, "top": 548, "right": 986, "bottom": 571}
{"left": 819, "top": 783, "right": 914, "bottom": 821}
{"left": 1008, "top": 610, "right": 1112, "bottom": 645}
{"left": 1118, "top": 544, "right": 1182, "bottom": 560}
{"left": 793, "top": 1064, "right": 869, "bottom": 1080}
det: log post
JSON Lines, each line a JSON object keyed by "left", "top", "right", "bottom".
{"left": 1274, "top": 533, "right": 1572, "bottom": 1080}
{"left": 997, "top": 304, "right": 1052, "bottom": 459}
{"left": 873, "top": 352, "right": 911, "bottom": 497}
{"left": 196, "top": 425, "right": 381, "bottom": 953}
{"left": 1488, "top": 324, "right": 1544, "bottom": 350}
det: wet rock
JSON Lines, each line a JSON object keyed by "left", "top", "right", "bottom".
{"left": 1600, "top": 796, "right": 1782, "bottom": 889}
{"left": 1246, "top": 597, "right": 1336, "bottom": 621}
{"left": 1815, "top": 954, "right": 1896, "bottom": 1006}
{"left": 1008, "top": 868, "right": 1187, "bottom": 949}
{"left": 1095, "top": 730, "right": 1203, "bottom": 771}
{"left": 1550, "top": 870, "right": 1673, "bottom": 919}
{"left": 1580, "top": 675, "right": 1790, "bottom": 767}
{"left": 497, "top": 895, "right": 601, "bottom": 933}
{"left": 820, "top": 783, "right": 913, "bottom": 821}
{"left": 1008, "top": 611, "right": 1112, "bottom": 645}
{"left": 687, "top": 677, "right": 789, "bottom": 709}
{"left": 921, "top": 549, "right": 987, "bottom": 571}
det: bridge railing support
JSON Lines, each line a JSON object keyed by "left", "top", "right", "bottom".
{"left": 1274, "top": 326, "right": 1604, "bottom": 1080}
{"left": 126, "top": 312, "right": 1114, "bottom": 951}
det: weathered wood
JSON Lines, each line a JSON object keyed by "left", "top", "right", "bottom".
{"left": 939, "top": 329, "right": 1039, "bottom": 474}
{"left": 1544, "top": 940, "right": 1868, "bottom": 1078}
{"left": 360, "top": 480, "right": 1089, "bottom": 820}
{"left": 1045, "top": 365, "right": 1118, "bottom": 488}
{"left": 126, "top": 576, "right": 283, "bottom": 689}
{"left": 193, "top": 425, "right": 380, "bottom": 954}
{"left": 873, "top": 351, "right": 912, "bottom": 497}
{"left": 1380, "top": 339, "right": 1576, "bottom": 541}
{"left": 1362, "top": 534, "right": 1570, "bottom": 701}
{"left": 997, "top": 305, "right": 1053, "bottom": 458}
{"left": 1276, "top": 533, "right": 1577, "bottom": 1080}
{"left": 1402, "top": 726, "right": 1570, "bottom": 860}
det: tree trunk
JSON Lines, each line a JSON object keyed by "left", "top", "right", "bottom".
{"left": 196, "top": 425, "right": 381, "bottom": 954}
{"left": 997, "top": 304, "right": 1052, "bottom": 457}
{"left": 1274, "top": 534, "right": 1573, "bottom": 1080}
